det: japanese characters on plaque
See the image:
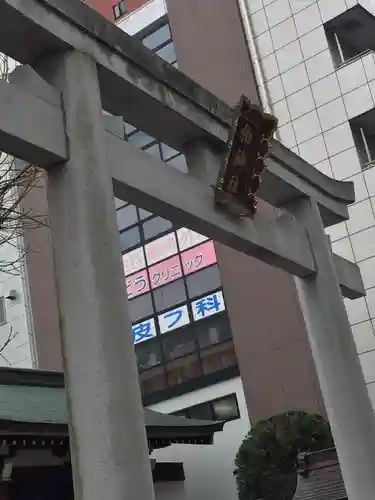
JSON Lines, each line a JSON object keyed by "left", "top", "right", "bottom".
{"left": 132, "top": 291, "right": 226, "bottom": 344}
{"left": 191, "top": 291, "right": 225, "bottom": 321}
{"left": 132, "top": 318, "right": 157, "bottom": 344}
{"left": 158, "top": 304, "right": 190, "bottom": 334}
{"left": 124, "top": 235, "right": 217, "bottom": 299}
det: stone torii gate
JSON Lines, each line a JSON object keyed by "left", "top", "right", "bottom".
{"left": 0, "top": 0, "right": 373, "bottom": 499}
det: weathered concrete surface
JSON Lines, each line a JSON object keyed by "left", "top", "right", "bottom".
{"left": 333, "top": 253, "right": 365, "bottom": 299}
{"left": 292, "top": 198, "right": 375, "bottom": 500}
{"left": 109, "top": 133, "right": 315, "bottom": 278}
{"left": 0, "top": 78, "right": 66, "bottom": 165}
{"left": 0, "top": 69, "right": 362, "bottom": 294}
{"left": 0, "top": 0, "right": 355, "bottom": 225}
{"left": 37, "top": 50, "right": 155, "bottom": 500}
{"left": 107, "top": 130, "right": 364, "bottom": 295}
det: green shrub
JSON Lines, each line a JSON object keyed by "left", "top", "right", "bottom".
{"left": 234, "top": 411, "right": 334, "bottom": 500}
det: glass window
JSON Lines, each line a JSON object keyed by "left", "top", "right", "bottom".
{"left": 116, "top": 205, "right": 138, "bottom": 231}
{"left": 160, "top": 143, "right": 179, "bottom": 162}
{"left": 177, "top": 227, "right": 208, "bottom": 251}
{"left": 156, "top": 42, "right": 177, "bottom": 64}
{"left": 196, "top": 314, "right": 232, "bottom": 349}
{"left": 114, "top": 198, "right": 126, "bottom": 210}
{"left": 139, "top": 365, "right": 167, "bottom": 396}
{"left": 119, "top": 226, "right": 140, "bottom": 252}
{"left": 136, "top": 339, "right": 163, "bottom": 371}
{"left": 174, "top": 394, "right": 240, "bottom": 422}
{"left": 162, "top": 325, "right": 196, "bottom": 361}
{"left": 212, "top": 394, "right": 240, "bottom": 421}
{"left": 153, "top": 279, "right": 187, "bottom": 312}
{"left": 0, "top": 298, "right": 6, "bottom": 326}
{"left": 145, "top": 232, "right": 178, "bottom": 266}
{"left": 187, "top": 402, "right": 214, "bottom": 421}
{"left": 166, "top": 353, "right": 202, "bottom": 387}
{"left": 128, "top": 293, "right": 154, "bottom": 322}
{"left": 127, "top": 130, "right": 155, "bottom": 148}
{"left": 200, "top": 341, "right": 237, "bottom": 375}
{"left": 167, "top": 154, "right": 188, "bottom": 173}
{"left": 142, "top": 24, "right": 171, "bottom": 50}
{"left": 113, "top": 0, "right": 127, "bottom": 20}
{"left": 186, "top": 265, "right": 221, "bottom": 299}
{"left": 143, "top": 143, "right": 161, "bottom": 159}
{"left": 124, "top": 122, "right": 136, "bottom": 135}
{"left": 143, "top": 217, "right": 173, "bottom": 241}
{"left": 138, "top": 208, "right": 153, "bottom": 220}
{"left": 123, "top": 246, "right": 146, "bottom": 276}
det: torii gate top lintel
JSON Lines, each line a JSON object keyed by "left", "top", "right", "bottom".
{"left": 0, "top": 0, "right": 354, "bottom": 227}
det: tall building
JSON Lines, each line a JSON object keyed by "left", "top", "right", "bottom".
{"left": 240, "top": 0, "right": 375, "bottom": 403}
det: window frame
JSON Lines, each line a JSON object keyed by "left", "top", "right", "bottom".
{"left": 0, "top": 297, "right": 6, "bottom": 326}
{"left": 173, "top": 393, "right": 240, "bottom": 422}
{"left": 113, "top": 0, "right": 128, "bottom": 21}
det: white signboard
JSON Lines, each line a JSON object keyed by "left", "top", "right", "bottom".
{"left": 191, "top": 290, "right": 225, "bottom": 321}
{"left": 158, "top": 304, "right": 190, "bottom": 334}
{"left": 177, "top": 227, "right": 208, "bottom": 251}
{"left": 123, "top": 247, "right": 146, "bottom": 276}
{"left": 132, "top": 318, "right": 157, "bottom": 344}
{"left": 145, "top": 232, "right": 178, "bottom": 266}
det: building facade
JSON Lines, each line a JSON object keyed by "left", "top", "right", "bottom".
{"left": 90, "top": 0, "right": 375, "bottom": 410}
{"left": 239, "top": 0, "right": 375, "bottom": 405}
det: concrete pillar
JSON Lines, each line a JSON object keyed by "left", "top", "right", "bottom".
{"left": 290, "top": 197, "right": 375, "bottom": 500}
{"left": 34, "top": 51, "right": 155, "bottom": 500}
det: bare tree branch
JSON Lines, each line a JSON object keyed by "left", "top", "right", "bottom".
{"left": 0, "top": 53, "right": 46, "bottom": 362}
{"left": 0, "top": 53, "right": 47, "bottom": 277}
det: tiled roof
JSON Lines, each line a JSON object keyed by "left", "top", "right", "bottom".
{"left": 293, "top": 449, "right": 347, "bottom": 500}
{"left": 0, "top": 367, "right": 225, "bottom": 447}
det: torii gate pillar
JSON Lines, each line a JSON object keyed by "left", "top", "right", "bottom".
{"left": 291, "top": 198, "right": 375, "bottom": 500}
{"left": 36, "top": 50, "right": 155, "bottom": 500}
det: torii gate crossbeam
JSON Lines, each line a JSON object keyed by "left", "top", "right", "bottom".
{"left": 0, "top": 1, "right": 373, "bottom": 500}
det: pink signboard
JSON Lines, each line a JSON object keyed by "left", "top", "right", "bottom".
{"left": 126, "top": 269, "right": 150, "bottom": 299}
{"left": 122, "top": 247, "right": 146, "bottom": 276}
{"left": 148, "top": 254, "right": 182, "bottom": 290}
{"left": 145, "top": 232, "right": 177, "bottom": 266}
{"left": 181, "top": 240, "right": 217, "bottom": 276}
{"left": 176, "top": 227, "right": 208, "bottom": 251}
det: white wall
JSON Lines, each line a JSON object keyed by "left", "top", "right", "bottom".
{"left": 0, "top": 56, "right": 34, "bottom": 368}
{"left": 0, "top": 238, "right": 33, "bottom": 368}
{"left": 243, "top": 0, "right": 375, "bottom": 411}
{"left": 149, "top": 378, "right": 250, "bottom": 500}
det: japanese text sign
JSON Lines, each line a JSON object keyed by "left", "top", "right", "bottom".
{"left": 148, "top": 254, "right": 182, "bottom": 290}
{"left": 192, "top": 290, "right": 225, "bottom": 321}
{"left": 123, "top": 246, "right": 146, "bottom": 276}
{"left": 145, "top": 233, "right": 178, "bottom": 266}
{"left": 132, "top": 318, "right": 157, "bottom": 344}
{"left": 181, "top": 240, "right": 217, "bottom": 276}
{"left": 126, "top": 269, "right": 150, "bottom": 299}
{"left": 177, "top": 227, "right": 208, "bottom": 251}
{"left": 158, "top": 304, "right": 190, "bottom": 334}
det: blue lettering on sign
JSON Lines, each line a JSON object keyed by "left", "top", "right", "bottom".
{"left": 158, "top": 305, "right": 190, "bottom": 334}
{"left": 164, "top": 309, "right": 183, "bottom": 329}
{"left": 192, "top": 291, "right": 225, "bottom": 321}
{"left": 132, "top": 320, "right": 155, "bottom": 344}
